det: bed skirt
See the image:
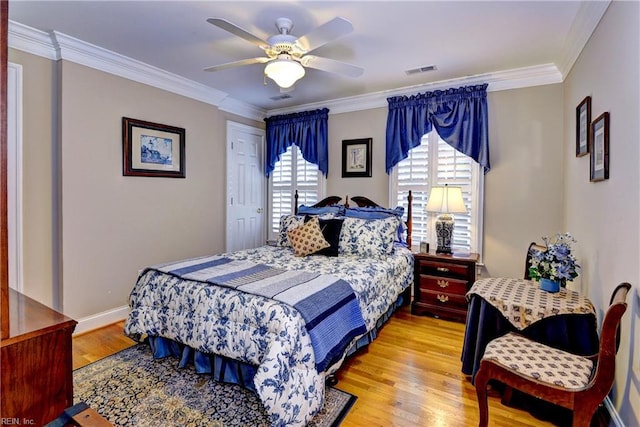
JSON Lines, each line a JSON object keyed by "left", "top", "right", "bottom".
{"left": 145, "top": 287, "right": 410, "bottom": 392}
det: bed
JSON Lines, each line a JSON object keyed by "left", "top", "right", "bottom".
{"left": 124, "top": 193, "right": 414, "bottom": 426}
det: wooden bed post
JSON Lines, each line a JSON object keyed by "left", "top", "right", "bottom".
{"left": 294, "top": 190, "right": 299, "bottom": 215}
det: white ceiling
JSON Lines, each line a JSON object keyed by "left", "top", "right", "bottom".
{"left": 8, "top": 1, "right": 608, "bottom": 113}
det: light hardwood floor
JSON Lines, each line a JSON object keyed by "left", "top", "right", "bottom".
{"left": 73, "top": 307, "right": 608, "bottom": 426}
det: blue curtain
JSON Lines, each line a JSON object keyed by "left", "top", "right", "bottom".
{"left": 385, "top": 84, "right": 490, "bottom": 174}
{"left": 264, "top": 108, "right": 329, "bottom": 177}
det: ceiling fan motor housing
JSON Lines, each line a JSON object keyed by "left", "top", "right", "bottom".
{"left": 267, "top": 34, "right": 298, "bottom": 57}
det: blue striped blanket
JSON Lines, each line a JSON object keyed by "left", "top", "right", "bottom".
{"left": 150, "top": 255, "right": 367, "bottom": 372}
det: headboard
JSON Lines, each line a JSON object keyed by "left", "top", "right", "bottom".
{"left": 294, "top": 190, "right": 413, "bottom": 248}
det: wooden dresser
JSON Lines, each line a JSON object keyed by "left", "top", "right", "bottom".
{"left": 1, "top": 289, "right": 77, "bottom": 425}
{"left": 411, "top": 251, "right": 479, "bottom": 322}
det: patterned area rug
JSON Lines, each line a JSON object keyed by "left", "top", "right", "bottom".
{"left": 74, "top": 344, "right": 356, "bottom": 426}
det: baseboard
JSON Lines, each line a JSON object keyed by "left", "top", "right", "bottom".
{"left": 604, "top": 396, "right": 625, "bottom": 427}
{"left": 74, "top": 305, "right": 130, "bottom": 335}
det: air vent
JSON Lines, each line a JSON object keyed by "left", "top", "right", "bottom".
{"left": 405, "top": 65, "right": 438, "bottom": 75}
{"left": 270, "top": 94, "right": 293, "bottom": 101}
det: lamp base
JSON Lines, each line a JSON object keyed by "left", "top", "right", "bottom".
{"left": 435, "top": 213, "right": 455, "bottom": 254}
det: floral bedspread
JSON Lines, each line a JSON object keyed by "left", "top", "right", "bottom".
{"left": 124, "top": 245, "right": 413, "bottom": 427}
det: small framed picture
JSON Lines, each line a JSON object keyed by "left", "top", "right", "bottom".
{"left": 122, "top": 117, "right": 185, "bottom": 178}
{"left": 342, "top": 138, "right": 372, "bottom": 178}
{"left": 576, "top": 96, "right": 591, "bottom": 157}
{"left": 590, "top": 112, "right": 609, "bottom": 182}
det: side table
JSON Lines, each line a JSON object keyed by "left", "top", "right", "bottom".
{"left": 411, "top": 251, "right": 479, "bottom": 322}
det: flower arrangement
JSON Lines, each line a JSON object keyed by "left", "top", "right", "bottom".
{"left": 528, "top": 232, "right": 580, "bottom": 286}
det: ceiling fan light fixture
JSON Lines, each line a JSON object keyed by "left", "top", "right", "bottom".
{"left": 264, "top": 58, "right": 305, "bottom": 88}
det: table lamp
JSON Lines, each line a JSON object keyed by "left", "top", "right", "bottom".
{"left": 425, "top": 184, "right": 467, "bottom": 254}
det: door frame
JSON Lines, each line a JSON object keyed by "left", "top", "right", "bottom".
{"left": 7, "top": 62, "right": 23, "bottom": 292}
{"left": 225, "top": 120, "right": 266, "bottom": 251}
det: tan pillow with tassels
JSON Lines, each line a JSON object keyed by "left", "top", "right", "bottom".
{"left": 287, "top": 216, "right": 331, "bottom": 257}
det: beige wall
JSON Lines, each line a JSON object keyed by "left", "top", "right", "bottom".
{"left": 563, "top": 1, "right": 640, "bottom": 424}
{"left": 483, "top": 84, "right": 564, "bottom": 278}
{"left": 327, "top": 107, "right": 389, "bottom": 203}
{"left": 8, "top": 51, "right": 262, "bottom": 319}
{"left": 8, "top": 49, "right": 57, "bottom": 306}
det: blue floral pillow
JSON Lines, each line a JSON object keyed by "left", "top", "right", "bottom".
{"left": 277, "top": 214, "right": 305, "bottom": 247}
{"left": 345, "top": 206, "right": 407, "bottom": 245}
{"left": 339, "top": 216, "right": 400, "bottom": 258}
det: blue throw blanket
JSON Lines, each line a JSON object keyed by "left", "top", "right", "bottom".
{"left": 150, "top": 255, "right": 367, "bottom": 372}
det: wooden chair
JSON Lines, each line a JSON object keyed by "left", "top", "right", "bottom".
{"left": 524, "top": 241, "right": 546, "bottom": 280}
{"left": 475, "top": 282, "right": 632, "bottom": 427}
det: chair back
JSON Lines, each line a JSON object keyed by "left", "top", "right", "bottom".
{"left": 590, "top": 283, "right": 631, "bottom": 393}
{"left": 524, "top": 242, "right": 546, "bottom": 280}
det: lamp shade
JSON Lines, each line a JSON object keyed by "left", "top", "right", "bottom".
{"left": 425, "top": 185, "right": 467, "bottom": 214}
{"left": 264, "top": 58, "right": 305, "bottom": 88}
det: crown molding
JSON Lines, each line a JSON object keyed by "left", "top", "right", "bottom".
{"left": 266, "top": 63, "right": 563, "bottom": 116}
{"left": 557, "top": 0, "right": 611, "bottom": 78}
{"left": 218, "top": 97, "right": 267, "bottom": 122}
{"left": 50, "top": 31, "right": 230, "bottom": 107}
{"left": 8, "top": 20, "right": 57, "bottom": 60}
{"left": 7, "top": 20, "right": 264, "bottom": 115}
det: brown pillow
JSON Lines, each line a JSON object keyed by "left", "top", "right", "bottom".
{"left": 287, "top": 216, "right": 331, "bottom": 257}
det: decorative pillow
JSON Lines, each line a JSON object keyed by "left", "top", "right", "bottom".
{"left": 344, "top": 206, "right": 404, "bottom": 219}
{"left": 287, "top": 217, "right": 331, "bottom": 257}
{"left": 345, "top": 206, "right": 407, "bottom": 245}
{"left": 277, "top": 214, "right": 305, "bottom": 247}
{"left": 304, "top": 215, "right": 344, "bottom": 257}
{"left": 297, "top": 205, "right": 345, "bottom": 216}
{"left": 339, "top": 216, "right": 398, "bottom": 258}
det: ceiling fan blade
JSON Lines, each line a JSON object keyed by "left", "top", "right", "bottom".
{"left": 301, "top": 55, "right": 363, "bottom": 78}
{"left": 294, "top": 17, "right": 354, "bottom": 53}
{"left": 204, "top": 57, "right": 272, "bottom": 72}
{"left": 207, "top": 18, "right": 270, "bottom": 49}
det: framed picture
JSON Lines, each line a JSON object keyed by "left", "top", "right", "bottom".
{"left": 576, "top": 96, "right": 591, "bottom": 157}
{"left": 342, "top": 138, "right": 372, "bottom": 178}
{"left": 590, "top": 112, "right": 609, "bottom": 182}
{"left": 123, "top": 117, "right": 185, "bottom": 178}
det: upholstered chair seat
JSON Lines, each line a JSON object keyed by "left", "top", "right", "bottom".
{"left": 482, "top": 332, "right": 594, "bottom": 389}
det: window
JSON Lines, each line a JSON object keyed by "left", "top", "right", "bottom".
{"left": 268, "top": 145, "right": 325, "bottom": 241}
{"left": 390, "top": 130, "right": 483, "bottom": 255}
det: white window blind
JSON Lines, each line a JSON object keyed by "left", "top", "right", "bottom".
{"left": 268, "top": 145, "right": 324, "bottom": 241}
{"left": 392, "top": 130, "right": 483, "bottom": 255}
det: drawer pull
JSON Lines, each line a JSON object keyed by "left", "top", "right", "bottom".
{"left": 437, "top": 279, "right": 449, "bottom": 288}
{"left": 437, "top": 294, "right": 449, "bottom": 303}
{"left": 437, "top": 267, "right": 450, "bottom": 273}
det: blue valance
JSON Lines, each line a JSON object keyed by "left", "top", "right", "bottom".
{"left": 264, "top": 108, "right": 329, "bottom": 177}
{"left": 385, "top": 84, "right": 490, "bottom": 174}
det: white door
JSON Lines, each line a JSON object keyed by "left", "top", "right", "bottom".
{"left": 226, "top": 122, "right": 266, "bottom": 252}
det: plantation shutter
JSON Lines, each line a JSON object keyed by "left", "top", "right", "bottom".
{"left": 395, "top": 131, "right": 482, "bottom": 254}
{"left": 268, "top": 145, "right": 321, "bottom": 241}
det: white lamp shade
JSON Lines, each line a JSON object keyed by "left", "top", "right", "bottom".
{"left": 425, "top": 185, "right": 467, "bottom": 214}
{"left": 264, "top": 59, "right": 305, "bottom": 88}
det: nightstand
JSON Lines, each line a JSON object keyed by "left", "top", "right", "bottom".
{"left": 411, "top": 251, "right": 479, "bottom": 322}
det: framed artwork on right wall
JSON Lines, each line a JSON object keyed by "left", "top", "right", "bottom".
{"left": 576, "top": 96, "right": 591, "bottom": 157}
{"left": 590, "top": 112, "right": 609, "bottom": 182}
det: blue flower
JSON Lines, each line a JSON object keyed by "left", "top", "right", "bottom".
{"left": 529, "top": 233, "right": 580, "bottom": 285}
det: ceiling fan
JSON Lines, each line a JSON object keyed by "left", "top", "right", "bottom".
{"left": 204, "top": 16, "right": 364, "bottom": 89}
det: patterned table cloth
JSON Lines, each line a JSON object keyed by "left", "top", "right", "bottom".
{"left": 466, "top": 277, "right": 596, "bottom": 330}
